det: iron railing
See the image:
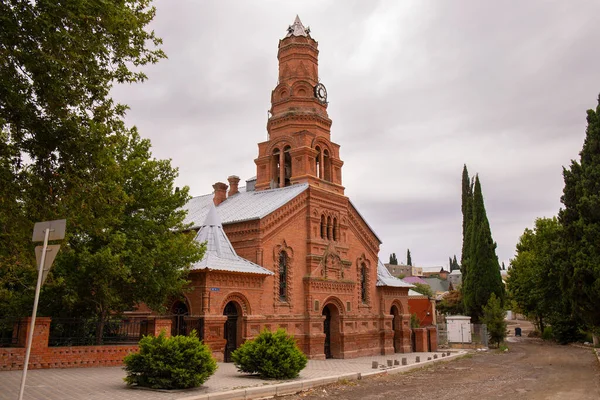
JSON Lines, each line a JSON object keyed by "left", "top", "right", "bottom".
{"left": 0, "top": 318, "right": 22, "bottom": 347}
{"left": 48, "top": 318, "right": 150, "bottom": 347}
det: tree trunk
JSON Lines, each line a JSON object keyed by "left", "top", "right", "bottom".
{"left": 95, "top": 309, "right": 106, "bottom": 345}
{"left": 593, "top": 334, "right": 599, "bottom": 347}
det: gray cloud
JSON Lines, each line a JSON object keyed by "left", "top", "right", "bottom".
{"left": 112, "top": 0, "right": 600, "bottom": 267}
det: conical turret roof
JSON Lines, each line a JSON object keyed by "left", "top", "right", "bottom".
{"left": 191, "top": 204, "right": 273, "bottom": 275}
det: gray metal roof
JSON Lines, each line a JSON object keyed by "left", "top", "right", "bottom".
{"left": 191, "top": 204, "right": 273, "bottom": 275}
{"left": 376, "top": 259, "right": 414, "bottom": 288}
{"left": 348, "top": 200, "right": 382, "bottom": 244}
{"left": 182, "top": 183, "right": 309, "bottom": 230}
{"left": 422, "top": 277, "right": 450, "bottom": 293}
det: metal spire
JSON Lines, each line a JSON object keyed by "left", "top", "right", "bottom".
{"left": 286, "top": 15, "right": 310, "bottom": 37}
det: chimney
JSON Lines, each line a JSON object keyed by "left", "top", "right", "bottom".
{"left": 212, "top": 182, "right": 228, "bottom": 206}
{"left": 227, "top": 175, "right": 240, "bottom": 197}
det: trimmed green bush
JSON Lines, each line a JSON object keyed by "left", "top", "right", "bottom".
{"left": 231, "top": 328, "right": 307, "bottom": 379}
{"left": 123, "top": 330, "right": 217, "bottom": 389}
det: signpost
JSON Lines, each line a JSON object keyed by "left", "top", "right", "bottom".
{"left": 18, "top": 219, "right": 66, "bottom": 400}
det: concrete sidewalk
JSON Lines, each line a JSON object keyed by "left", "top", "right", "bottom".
{"left": 0, "top": 350, "right": 466, "bottom": 400}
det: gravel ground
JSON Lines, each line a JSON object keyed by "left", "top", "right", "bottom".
{"left": 283, "top": 336, "right": 600, "bottom": 399}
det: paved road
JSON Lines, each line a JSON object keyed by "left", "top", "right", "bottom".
{"left": 0, "top": 351, "right": 450, "bottom": 400}
{"left": 283, "top": 338, "right": 600, "bottom": 400}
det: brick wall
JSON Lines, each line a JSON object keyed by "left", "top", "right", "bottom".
{"left": 0, "top": 317, "right": 171, "bottom": 371}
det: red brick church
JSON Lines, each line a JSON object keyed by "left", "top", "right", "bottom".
{"left": 174, "top": 16, "right": 414, "bottom": 361}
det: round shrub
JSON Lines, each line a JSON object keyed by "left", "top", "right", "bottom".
{"left": 123, "top": 330, "right": 217, "bottom": 389}
{"left": 231, "top": 328, "right": 307, "bottom": 379}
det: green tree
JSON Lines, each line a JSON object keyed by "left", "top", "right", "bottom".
{"left": 482, "top": 293, "right": 507, "bottom": 348}
{"left": 0, "top": 0, "right": 204, "bottom": 324}
{"left": 389, "top": 253, "right": 398, "bottom": 265}
{"left": 412, "top": 282, "right": 433, "bottom": 298}
{"left": 460, "top": 165, "right": 474, "bottom": 276}
{"left": 437, "top": 290, "right": 464, "bottom": 315}
{"left": 462, "top": 176, "right": 504, "bottom": 322}
{"left": 406, "top": 249, "right": 412, "bottom": 266}
{"left": 559, "top": 94, "right": 600, "bottom": 336}
{"left": 507, "top": 218, "right": 567, "bottom": 333}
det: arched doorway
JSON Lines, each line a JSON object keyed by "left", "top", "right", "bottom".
{"left": 323, "top": 306, "right": 332, "bottom": 359}
{"left": 391, "top": 305, "right": 400, "bottom": 353}
{"left": 322, "top": 302, "right": 341, "bottom": 358}
{"left": 171, "top": 300, "right": 189, "bottom": 337}
{"left": 223, "top": 301, "right": 240, "bottom": 362}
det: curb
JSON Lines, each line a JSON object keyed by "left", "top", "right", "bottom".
{"left": 179, "top": 351, "right": 467, "bottom": 400}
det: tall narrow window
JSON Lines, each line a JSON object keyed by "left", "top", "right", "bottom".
{"left": 326, "top": 216, "right": 332, "bottom": 240}
{"left": 283, "top": 146, "right": 292, "bottom": 187}
{"left": 323, "top": 149, "right": 331, "bottom": 181}
{"left": 320, "top": 215, "right": 326, "bottom": 239}
{"left": 360, "top": 264, "right": 367, "bottom": 303}
{"left": 272, "top": 148, "right": 280, "bottom": 188}
{"left": 315, "top": 146, "right": 321, "bottom": 179}
{"left": 333, "top": 218, "right": 338, "bottom": 241}
{"left": 279, "top": 251, "right": 288, "bottom": 301}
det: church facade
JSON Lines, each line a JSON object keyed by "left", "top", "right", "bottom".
{"left": 175, "top": 17, "right": 413, "bottom": 361}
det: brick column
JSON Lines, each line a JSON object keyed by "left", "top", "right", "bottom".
{"left": 146, "top": 318, "right": 172, "bottom": 337}
{"left": 412, "top": 328, "right": 427, "bottom": 352}
{"left": 427, "top": 326, "right": 438, "bottom": 351}
{"left": 17, "top": 317, "right": 51, "bottom": 349}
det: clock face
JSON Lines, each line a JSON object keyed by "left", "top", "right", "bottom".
{"left": 315, "top": 83, "right": 327, "bottom": 103}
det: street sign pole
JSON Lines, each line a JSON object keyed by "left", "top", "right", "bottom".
{"left": 19, "top": 219, "right": 66, "bottom": 400}
{"left": 18, "top": 228, "right": 50, "bottom": 400}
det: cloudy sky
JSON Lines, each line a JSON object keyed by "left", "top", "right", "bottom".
{"left": 113, "top": 0, "right": 600, "bottom": 268}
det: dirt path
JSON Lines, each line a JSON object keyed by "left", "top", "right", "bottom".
{"left": 284, "top": 338, "right": 600, "bottom": 400}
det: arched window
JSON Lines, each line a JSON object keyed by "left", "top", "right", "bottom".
{"left": 315, "top": 146, "right": 321, "bottom": 179}
{"left": 360, "top": 264, "right": 367, "bottom": 303}
{"left": 320, "top": 215, "right": 326, "bottom": 239}
{"left": 333, "top": 217, "right": 338, "bottom": 241}
{"left": 283, "top": 146, "right": 292, "bottom": 187}
{"left": 279, "top": 251, "right": 288, "bottom": 301}
{"left": 272, "top": 148, "right": 280, "bottom": 188}
{"left": 326, "top": 216, "right": 332, "bottom": 240}
{"left": 323, "top": 149, "right": 331, "bottom": 181}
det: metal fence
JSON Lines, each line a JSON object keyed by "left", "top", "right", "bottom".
{"left": 48, "top": 318, "right": 150, "bottom": 346}
{"left": 471, "top": 323, "right": 488, "bottom": 347}
{"left": 1, "top": 316, "right": 206, "bottom": 347}
{"left": 436, "top": 322, "right": 448, "bottom": 347}
{"left": 0, "top": 318, "right": 22, "bottom": 348}
{"left": 171, "top": 316, "right": 204, "bottom": 340}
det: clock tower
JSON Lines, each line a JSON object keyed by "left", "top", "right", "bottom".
{"left": 254, "top": 16, "right": 345, "bottom": 194}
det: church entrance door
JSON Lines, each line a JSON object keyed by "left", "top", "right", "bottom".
{"left": 171, "top": 301, "right": 189, "bottom": 337}
{"left": 323, "top": 306, "right": 332, "bottom": 358}
{"left": 223, "top": 301, "right": 239, "bottom": 362}
{"left": 391, "top": 305, "right": 399, "bottom": 352}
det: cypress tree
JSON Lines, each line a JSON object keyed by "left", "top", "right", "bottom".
{"left": 453, "top": 255, "right": 459, "bottom": 271}
{"left": 406, "top": 249, "right": 412, "bottom": 266}
{"left": 460, "top": 165, "right": 473, "bottom": 277}
{"left": 462, "top": 175, "right": 504, "bottom": 322}
{"left": 389, "top": 253, "right": 398, "bottom": 265}
{"left": 559, "top": 94, "right": 600, "bottom": 332}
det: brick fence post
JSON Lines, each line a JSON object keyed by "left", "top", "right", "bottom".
{"left": 16, "top": 317, "right": 51, "bottom": 349}
{"left": 150, "top": 318, "right": 172, "bottom": 337}
{"left": 412, "top": 328, "right": 427, "bottom": 352}
{"left": 427, "top": 326, "right": 438, "bottom": 351}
